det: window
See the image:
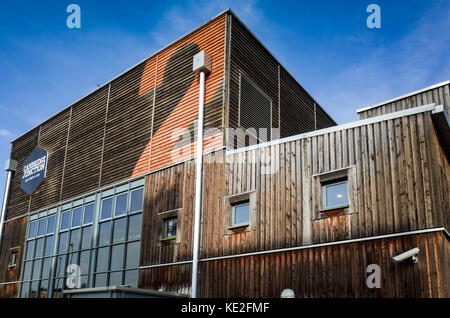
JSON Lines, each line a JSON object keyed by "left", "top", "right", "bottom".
{"left": 9, "top": 249, "right": 18, "bottom": 267}
{"left": 313, "top": 166, "right": 357, "bottom": 219}
{"left": 231, "top": 201, "right": 250, "bottom": 227}
{"left": 321, "top": 180, "right": 349, "bottom": 210}
{"left": 20, "top": 178, "right": 144, "bottom": 298}
{"left": 163, "top": 217, "right": 177, "bottom": 240}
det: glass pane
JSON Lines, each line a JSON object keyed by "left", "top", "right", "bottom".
{"left": 109, "top": 271, "right": 123, "bottom": 286}
{"left": 79, "top": 251, "right": 90, "bottom": 275}
{"left": 35, "top": 238, "right": 44, "bottom": 258}
{"left": 60, "top": 211, "right": 70, "bottom": 230}
{"left": 80, "top": 275, "right": 88, "bottom": 288}
{"left": 32, "top": 259, "right": 42, "bottom": 280}
{"left": 55, "top": 255, "right": 66, "bottom": 278}
{"left": 67, "top": 253, "right": 78, "bottom": 269}
{"left": 30, "top": 281, "right": 39, "bottom": 298}
{"left": 164, "top": 218, "right": 177, "bottom": 238}
{"left": 25, "top": 240, "right": 35, "bottom": 260}
{"left": 47, "top": 215, "right": 56, "bottom": 234}
{"left": 95, "top": 273, "right": 107, "bottom": 287}
{"left": 125, "top": 242, "right": 140, "bottom": 269}
{"left": 22, "top": 261, "right": 32, "bottom": 281}
{"left": 20, "top": 282, "right": 30, "bottom": 298}
{"left": 98, "top": 221, "right": 111, "bottom": 246}
{"left": 83, "top": 204, "right": 94, "bottom": 224}
{"left": 69, "top": 229, "right": 80, "bottom": 251}
{"left": 130, "top": 188, "right": 143, "bottom": 212}
{"left": 115, "top": 193, "right": 128, "bottom": 216}
{"left": 110, "top": 244, "right": 124, "bottom": 271}
{"left": 81, "top": 226, "right": 92, "bottom": 249}
{"left": 96, "top": 247, "right": 109, "bottom": 272}
{"left": 233, "top": 203, "right": 250, "bottom": 225}
{"left": 72, "top": 207, "right": 82, "bottom": 227}
{"left": 37, "top": 218, "right": 46, "bottom": 236}
{"left": 128, "top": 214, "right": 142, "bottom": 241}
{"left": 58, "top": 232, "right": 68, "bottom": 254}
{"left": 28, "top": 221, "right": 37, "bottom": 239}
{"left": 39, "top": 280, "right": 49, "bottom": 298}
{"left": 41, "top": 258, "right": 51, "bottom": 279}
{"left": 124, "top": 270, "right": 139, "bottom": 288}
{"left": 44, "top": 235, "right": 54, "bottom": 256}
{"left": 325, "top": 181, "right": 348, "bottom": 208}
{"left": 101, "top": 198, "right": 113, "bottom": 220}
{"left": 113, "top": 218, "right": 126, "bottom": 243}
{"left": 53, "top": 279, "right": 64, "bottom": 298}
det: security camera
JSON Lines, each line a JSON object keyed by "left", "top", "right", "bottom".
{"left": 392, "top": 247, "right": 419, "bottom": 263}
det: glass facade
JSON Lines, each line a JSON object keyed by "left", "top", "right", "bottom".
{"left": 20, "top": 178, "right": 144, "bottom": 298}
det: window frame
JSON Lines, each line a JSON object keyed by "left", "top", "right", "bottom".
{"left": 162, "top": 217, "right": 178, "bottom": 240}
{"left": 231, "top": 201, "right": 250, "bottom": 228}
{"left": 320, "top": 179, "right": 349, "bottom": 211}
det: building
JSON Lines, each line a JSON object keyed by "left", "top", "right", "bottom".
{"left": 0, "top": 9, "right": 449, "bottom": 298}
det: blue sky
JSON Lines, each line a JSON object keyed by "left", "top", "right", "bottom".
{"left": 0, "top": 0, "right": 449, "bottom": 205}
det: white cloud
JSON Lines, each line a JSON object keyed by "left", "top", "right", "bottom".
{"left": 0, "top": 129, "right": 12, "bottom": 137}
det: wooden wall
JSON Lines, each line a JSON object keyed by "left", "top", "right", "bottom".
{"left": 197, "top": 231, "right": 449, "bottom": 298}
{"left": 227, "top": 15, "right": 335, "bottom": 144}
{"left": 4, "top": 14, "right": 226, "bottom": 222}
{"left": 358, "top": 82, "right": 450, "bottom": 120}
{"left": 0, "top": 217, "right": 27, "bottom": 284}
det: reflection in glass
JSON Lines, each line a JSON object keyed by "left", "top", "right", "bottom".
{"left": 111, "top": 244, "right": 124, "bottom": 271}
{"left": 79, "top": 251, "right": 90, "bottom": 275}
{"left": 81, "top": 226, "right": 92, "bottom": 249}
{"left": 109, "top": 271, "right": 123, "bottom": 286}
{"left": 35, "top": 238, "right": 44, "bottom": 258}
{"left": 30, "top": 281, "right": 39, "bottom": 298}
{"left": 115, "top": 193, "right": 127, "bottom": 216}
{"left": 47, "top": 215, "right": 56, "bottom": 234}
{"left": 28, "top": 222, "right": 37, "bottom": 239}
{"left": 60, "top": 211, "right": 70, "bottom": 230}
{"left": 164, "top": 218, "right": 177, "bottom": 238}
{"left": 101, "top": 198, "right": 113, "bottom": 220}
{"left": 96, "top": 247, "right": 109, "bottom": 272}
{"left": 32, "top": 259, "right": 42, "bottom": 280}
{"left": 39, "top": 280, "right": 48, "bottom": 298}
{"left": 124, "top": 270, "right": 139, "bottom": 288}
{"left": 233, "top": 202, "right": 250, "bottom": 226}
{"left": 130, "top": 188, "right": 143, "bottom": 212}
{"left": 25, "top": 241, "right": 35, "bottom": 260}
{"left": 83, "top": 204, "right": 94, "bottom": 224}
{"left": 58, "top": 232, "right": 68, "bottom": 254}
{"left": 126, "top": 242, "right": 140, "bottom": 269}
{"left": 113, "top": 218, "right": 126, "bottom": 243}
{"left": 41, "top": 258, "right": 51, "bottom": 280}
{"left": 128, "top": 214, "right": 142, "bottom": 241}
{"left": 22, "top": 261, "right": 32, "bottom": 281}
{"left": 72, "top": 207, "right": 82, "bottom": 227}
{"left": 98, "top": 222, "right": 111, "bottom": 246}
{"left": 37, "top": 219, "right": 46, "bottom": 236}
{"left": 44, "top": 236, "right": 54, "bottom": 256}
{"left": 323, "top": 181, "right": 348, "bottom": 209}
{"left": 69, "top": 229, "right": 80, "bottom": 251}
{"left": 20, "top": 282, "right": 30, "bottom": 298}
{"left": 95, "top": 273, "right": 107, "bottom": 287}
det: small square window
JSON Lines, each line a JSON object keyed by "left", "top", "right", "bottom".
{"left": 321, "top": 180, "right": 349, "bottom": 210}
{"left": 163, "top": 217, "right": 177, "bottom": 240}
{"left": 231, "top": 201, "right": 250, "bottom": 227}
{"left": 9, "top": 250, "right": 18, "bottom": 267}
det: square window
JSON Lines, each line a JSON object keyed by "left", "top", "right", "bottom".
{"left": 163, "top": 218, "right": 177, "bottom": 239}
{"left": 232, "top": 201, "right": 250, "bottom": 227}
{"left": 9, "top": 250, "right": 18, "bottom": 267}
{"left": 321, "top": 180, "right": 349, "bottom": 210}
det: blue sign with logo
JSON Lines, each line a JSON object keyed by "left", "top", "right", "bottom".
{"left": 21, "top": 146, "right": 48, "bottom": 195}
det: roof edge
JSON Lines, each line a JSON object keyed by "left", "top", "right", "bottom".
{"left": 356, "top": 80, "right": 450, "bottom": 114}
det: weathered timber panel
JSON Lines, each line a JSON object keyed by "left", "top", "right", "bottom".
{"left": 0, "top": 217, "right": 27, "bottom": 284}
{"left": 196, "top": 231, "right": 449, "bottom": 298}
{"left": 358, "top": 82, "right": 450, "bottom": 119}
{"left": 227, "top": 15, "right": 335, "bottom": 145}
{"left": 138, "top": 263, "right": 191, "bottom": 295}
{"left": 0, "top": 283, "right": 19, "bottom": 298}
{"left": 200, "top": 112, "right": 449, "bottom": 258}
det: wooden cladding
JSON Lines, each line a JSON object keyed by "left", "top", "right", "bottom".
{"left": 5, "top": 14, "right": 226, "bottom": 221}
{"left": 358, "top": 82, "right": 450, "bottom": 120}
{"left": 227, "top": 15, "right": 336, "bottom": 146}
{"left": 197, "top": 231, "right": 449, "bottom": 298}
{"left": 0, "top": 217, "right": 27, "bottom": 283}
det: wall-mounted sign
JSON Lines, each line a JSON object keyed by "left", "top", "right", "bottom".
{"left": 21, "top": 146, "right": 48, "bottom": 195}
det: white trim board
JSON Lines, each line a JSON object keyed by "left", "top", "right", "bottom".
{"left": 227, "top": 103, "right": 441, "bottom": 155}
{"left": 356, "top": 80, "right": 450, "bottom": 114}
